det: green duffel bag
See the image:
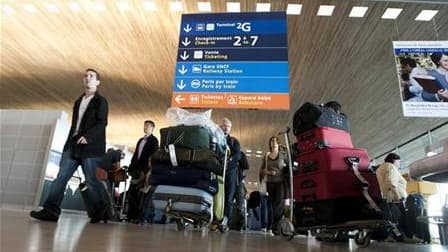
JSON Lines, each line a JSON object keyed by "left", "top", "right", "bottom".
{"left": 160, "top": 125, "right": 210, "bottom": 150}
{"left": 152, "top": 147, "right": 223, "bottom": 175}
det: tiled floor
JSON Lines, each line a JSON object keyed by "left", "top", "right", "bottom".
{"left": 1, "top": 209, "right": 446, "bottom": 252}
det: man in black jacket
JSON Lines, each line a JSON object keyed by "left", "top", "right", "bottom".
{"left": 30, "top": 68, "right": 108, "bottom": 223}
{"left": 221, "top": 117, "right": 241, "bottom": 231}
{"left": 127, "top": 120, "right": 159, "bottom": 223}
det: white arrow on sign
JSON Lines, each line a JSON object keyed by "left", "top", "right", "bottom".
{"left": 181, "top": 37, "right": 191, "bottom": 47}
{"left": 180, "top": 51, "right": 189, "bottom": 61}
{"left": 183, "top": 24, "right": 192, "bottom": 33}
{"left": 178, "top": 65, "right": 188, "bottom": 75}
{"left": 175, "top": 95, "right": 185, "bottom": 104}
{"left": 177, "top": 80, "right": 186, "bottom": 90}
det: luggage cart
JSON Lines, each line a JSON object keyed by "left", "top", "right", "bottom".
{"left": 277, "top": 127, "right": 296, "bottom": 237}
{"left": 161, "top": 148, "right": 229, "bottom": 233}
{"left": 281, "top": 145, "right": 403, "bottom": 247}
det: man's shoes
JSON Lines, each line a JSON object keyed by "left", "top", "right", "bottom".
{"left": 90, "top": 210, "right": 109, "bottom": 224}
{"left": 30, "top": 209, "right": 58, "bottom": 222}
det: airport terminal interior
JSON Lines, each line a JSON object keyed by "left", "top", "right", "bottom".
{"left": 1, "top": 0, "right": 448, "bottom": 251}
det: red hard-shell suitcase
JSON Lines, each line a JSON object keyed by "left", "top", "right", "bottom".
{"left": 296, "top": 147, "right": 371, "bottom": 174}
{"left": 293, "top": 170, "right": 381, "bottom": 203}
{"left": 295, "top": 127, "right": 353, "bottom": 154}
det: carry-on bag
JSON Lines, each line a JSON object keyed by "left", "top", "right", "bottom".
{"left": 160, "top": 125, "right": 210, "bottom": 150}
{"left": 293, "top": 102, "right": 350, "bottom": 135}
{"left": 296, "top": 147, "right": 371, "bottom": 174}
{"left": 153, "top": 185, "right": 213, "bottom": 219}
{"left": 152, "top": 147, "right": 222, "bottom": 175}
{"left": 151, "top": 163, "right": 218, "bottom": 195}
{"left": 295, "top": 127, "right": 353, "bottom": 153}
{"left": 79, "top": 180, "right": 114, "bottom": 221}
{"left": 294, "top": 169, "right": 381, "bottom": 202}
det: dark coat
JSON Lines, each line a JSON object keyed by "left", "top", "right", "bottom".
{"left": 227, "top": 135, "right": 241, "bottom": 171}
{"left": 128, "top": 134, "right": 159, "bottom": 176}
{"left": 63, "top": 92, "right": 108, "bottom": 158}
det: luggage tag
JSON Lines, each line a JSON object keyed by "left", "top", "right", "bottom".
{"left": 168, "top": 144, "right": 178, "bottom": 167}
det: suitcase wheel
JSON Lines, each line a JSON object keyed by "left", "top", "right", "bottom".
{"left": 354, "top": 229, "right": 371, "bottom": 248}
{"left": 176, "top": 219, "right": 186, "bottom": 231}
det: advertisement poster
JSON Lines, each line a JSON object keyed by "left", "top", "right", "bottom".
{"left": 393, "top": 41, "right": 448, "bottom": 117}
{"left": 171, "top": 12, "right": 289, "bottom": 110}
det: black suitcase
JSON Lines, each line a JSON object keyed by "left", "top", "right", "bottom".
{"left": 151, "top": 147, "right": 223, "bottom": 175}
{"left": 160, "top": 125, "right": 210, "bottom": 150}
{"left": 151, "top": 163, "right": 218, "bottom": 195}
{"left": 79, "top": 181, "right": 114, "bottom": 222}
{"left": 293, "top": 102, "right": 350, "bottom": 135}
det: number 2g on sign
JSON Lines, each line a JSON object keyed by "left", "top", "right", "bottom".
{"left": 236, "top": 22, "right": 251, "bottom": 32}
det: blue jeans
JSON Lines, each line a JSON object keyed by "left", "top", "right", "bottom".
{"left": 43, "top": 151, "right": 102, "bottom": 216}
{"left": 260, "top": 194, "right": 273, "bottom": 230}
{"left": 224, "top": 167, "right": 238, "bottom": 221}
{"left": 141, "top": 191, "right": 154, "bottom": 224}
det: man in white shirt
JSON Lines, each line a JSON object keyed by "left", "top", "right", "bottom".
{"left": 31, "top": 68, "right": 109, "bottom": 223}
{"left": 127, "top": 120, "right": 159, "bottom": 223}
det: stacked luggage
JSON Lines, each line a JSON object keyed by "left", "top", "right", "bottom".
{"left": 151, "top": 123, "right": 227, "bottom": 230}
{"left": 292, "top": 102, "right": 382, "bottom": 227}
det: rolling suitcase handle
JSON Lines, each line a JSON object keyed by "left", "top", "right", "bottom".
{"left": 300, "top": 180, "right": 316, "bottom": 189}
{"left": 301, "top": 160, "right": 318, "bottom": 173}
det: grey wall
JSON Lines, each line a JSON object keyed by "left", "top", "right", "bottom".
{"left": 0, "top": 110, "right": 67, "bottom": 210}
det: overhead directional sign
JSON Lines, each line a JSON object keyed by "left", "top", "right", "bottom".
{"left": 171, "top": 12, "right": 289, "bottom": 110}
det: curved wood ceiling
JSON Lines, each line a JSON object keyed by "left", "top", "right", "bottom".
{"left": 1, "top": 0, "right": 447, "bottom": 183}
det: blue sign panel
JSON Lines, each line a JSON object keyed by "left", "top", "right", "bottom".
{"left": 171, "top": 12, "right": 289, "bottom": 110}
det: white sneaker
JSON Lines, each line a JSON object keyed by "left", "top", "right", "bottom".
{"left": 261, "top": 228, "right": 267, "bottom": 233}
{"left": 267, "top": 229, "right": 274, "bottom": 236}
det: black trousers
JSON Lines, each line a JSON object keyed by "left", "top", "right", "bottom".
{"left": 266, "top": 181, "right": 285, "bottom": 232}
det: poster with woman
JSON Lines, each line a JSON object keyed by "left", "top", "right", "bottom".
{"left": 393, "top": 41, "right": 448, "bottom": 117}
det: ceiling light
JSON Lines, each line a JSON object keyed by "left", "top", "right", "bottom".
{"left": 117, "top": 1, "right": 131, "bottom": 11}
{"left": 93, "top": 2, "right": 106, "bottom": 12}
{"left": 287, "top": 4, "right": 302, "bottom": 15}
{"left": 349, "top": 6, "right": 368, "bottom": 18}
{"left": 255, "top": 154, "right": 262, "bottom": 158}
{"left": 170, "top": 1, "right": 183, "bottom": 12}
{"left": 226, "top": 2, "right": 240, "bottom": 12}
{"left": 248, "top": 182, "right": 253, "bottom": 185}
{"left": 382, "top": 8, "right": 402, "bottom": 19}
{"left": 68, "top": 2, "right": 81, "bottom": 12}
{"left": 24, "top": 4, "right": 37, "bottom": 13}
{"left": 246, "top": 153, "right": 252, "bottom": 157}
{"left": 426, "top": 151, "right": 437, "bottom": 157}
{"left": 256, "top": 3, "right": 271, "bottom": 12}
{"left": 246, "top": 149, "right": 252, "bottom": 153}
{"left": 256, "top": 150, "right": 263, "bottom": 154}
{"left": 317, "top": 5, "right": 335, "bottom": 16}
{"left": 44, "top": 3, "right": 59, "bottom": 13}
{"left": 198, "top": 2, "right": 211, "bottom": 12}
{"left": 253, "top": 182, "right": 259, "bottom": 185}
{"left": 415, "top": 10, "right": 438, "bottom": 21}
{"left": 143, "top": 1, "right": 157, "bottom": 11}
{"left": 2, "top": 4, "right": 15, "bottom": 15}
